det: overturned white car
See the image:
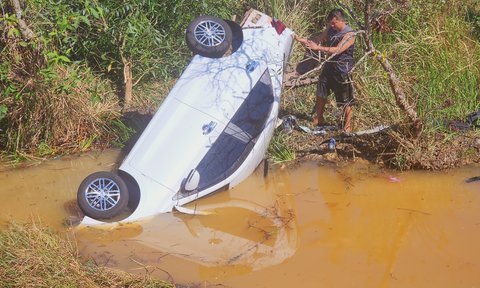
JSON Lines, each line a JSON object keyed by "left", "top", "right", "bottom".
{"left": 77, "top": 10, "right": 294, "bottom": 225}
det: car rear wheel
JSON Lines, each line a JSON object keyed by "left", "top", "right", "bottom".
{"left": 186, "top": 16, "right": 233, "bottom": 58}
{"left": 77, "top": 171, "right": 129, "bottom": 220}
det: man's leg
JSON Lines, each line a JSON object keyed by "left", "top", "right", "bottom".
{"left": 343, "top": 105, "right": 353, "bottom": 133}
{"left": 315, "top": 74, "right": 329, "bottom": 126}
{"left": 313, "top": 97, "right": 327, "bottom": 126}
{"left": 333, "top": 73, "right": 355, "bottom": 132}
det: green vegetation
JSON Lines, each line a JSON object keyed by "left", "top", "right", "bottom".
{"left": 0, "top": 0, "right": 479, "bottom": 168}
{"left": 269, "top": 132, "right": 296, "bottom": 163}
{"left": 360, "top": 0, "right": 480, "bottom": 131}
{"left": 0, "top": 0, "right": 241, "bottom": 158}
{"left": 352, "top": 0, "right": 480, "bottom": 168}
{"left": 0, "top": 222, "right": 173, "bottom": 287}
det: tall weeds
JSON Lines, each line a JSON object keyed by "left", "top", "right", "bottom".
{"left": 351, "top": 0, "right": 479, "bottom": 168}
{"left": 375, "top": 1, "right": 480, "bottom": 131}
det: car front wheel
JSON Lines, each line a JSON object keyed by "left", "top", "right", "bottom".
{"left": 77, "top": 171, "right": 129, "bottom": 220}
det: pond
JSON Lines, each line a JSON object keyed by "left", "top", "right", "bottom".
{"left": 1, "top": 150, "right": 479, "bottom": 287}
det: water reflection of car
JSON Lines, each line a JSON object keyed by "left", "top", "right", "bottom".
{"left": 77, "top": 9, "right": 294, "bottom": 225}
{"left": 76, "top": 177, "right": 298, "bottom": 273}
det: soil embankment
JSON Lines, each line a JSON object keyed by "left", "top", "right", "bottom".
{"left": 282, "top": 125, "right": 480, "bottom": 170}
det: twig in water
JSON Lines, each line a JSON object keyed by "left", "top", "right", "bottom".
{"left": 129, "top": 257, "right": 175, "bottom": 283}
{"left": 397, "top": 207, "right": 431, "bottom": 215}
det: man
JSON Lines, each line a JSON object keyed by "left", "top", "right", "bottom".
{"left": 295, "top": 9, "right": 356, "bottom": 132}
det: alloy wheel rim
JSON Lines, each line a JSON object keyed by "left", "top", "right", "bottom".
{"left": 84, "top": 178, "right": 121, "bottom": 211}
{"left": 194, "top": 20, "right": 226, "bottom": 47}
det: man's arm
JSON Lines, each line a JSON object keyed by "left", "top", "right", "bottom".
{"left": 294, "top": 34, "right": 309, "bottom": 44}
{"left": 294, "top": 28, "right": 327, "bottom": 45}
{"left": 305, "top": 32, "right": 355, "bottom": 54}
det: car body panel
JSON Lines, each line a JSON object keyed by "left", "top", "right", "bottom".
{"left": 80, "top": 14, "right": 294, "bottom": 226}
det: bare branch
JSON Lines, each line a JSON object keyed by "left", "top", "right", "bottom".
{"left": 349, "top": 48, "right": 374, "bottom": 73}
{"left": 10, "top": 0, "right": 34, "bottom": 40}
{"left": 374, "top": 52, "right": 423, "bottom": 136}
{"left": 132, "top": 67, "right": 155, "bottom": 87}
{"left": 360, "top": 0, "right": 423, "bottom": 137}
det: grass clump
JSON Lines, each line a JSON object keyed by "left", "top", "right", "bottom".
{"left": 0, "top": 222, "right": 174, "bottom": 288}
{"left": 269, "top": 132, "right": 296, "bottom": 164}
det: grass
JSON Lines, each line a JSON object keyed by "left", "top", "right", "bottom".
{"left": 0, "top": 62, "right": 124, "bottom": 156}
{"left": 369, "top": 2, "right": 480, "bottom": 130}
{"left": 0, "top": 222, "right": 174, "bottom": 288}
{"left": 268, "top": 132, "right": 296, "bottom": 163}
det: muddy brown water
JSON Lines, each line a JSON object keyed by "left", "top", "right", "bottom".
{"left": 1, "top": 150, "right": 480, "bottom": 287}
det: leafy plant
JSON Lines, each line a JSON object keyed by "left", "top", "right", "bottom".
{"left": 37, "top": 142, "right": 55, "bottom": 156}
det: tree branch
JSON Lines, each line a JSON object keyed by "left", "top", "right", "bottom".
{"left": 289, "top": 31, "right": 363, "bottom": 86}
{"left": 10, "top": 0, "right": 34, "bottom": 40}
{"left": 363, "top": 0, "right": 422, "bottom": 137}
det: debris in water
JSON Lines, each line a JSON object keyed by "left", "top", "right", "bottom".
{"left": 465, "top": 176, "right": 480, "bottom": 183}
{"left": 388, "top": 175, "right": 401, "bottom": 183}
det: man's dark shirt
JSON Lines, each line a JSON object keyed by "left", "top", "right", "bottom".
{"left": 325, "top": 25, "right": 355, "bottom": 75}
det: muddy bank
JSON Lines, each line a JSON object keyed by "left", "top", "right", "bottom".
{"left": 276, "top": 121, "right": 480, "bottom": 170}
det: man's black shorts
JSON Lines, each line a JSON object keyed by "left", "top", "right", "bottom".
{"left": 317, "top": 71, "right": 355, "bottom": 107}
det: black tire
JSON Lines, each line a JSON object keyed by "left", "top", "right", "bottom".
{"left": 225, "top": 19, "right": 243, "bottom": 55}
{"left": 77, "top": 171, "right": 129, "bottom": 220}
{"left": 186, "top": 15, "right": 233, "bottom": 58}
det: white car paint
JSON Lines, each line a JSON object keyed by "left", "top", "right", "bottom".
{"left": 81, "top": 15, "right": 294, "bottom": 226}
